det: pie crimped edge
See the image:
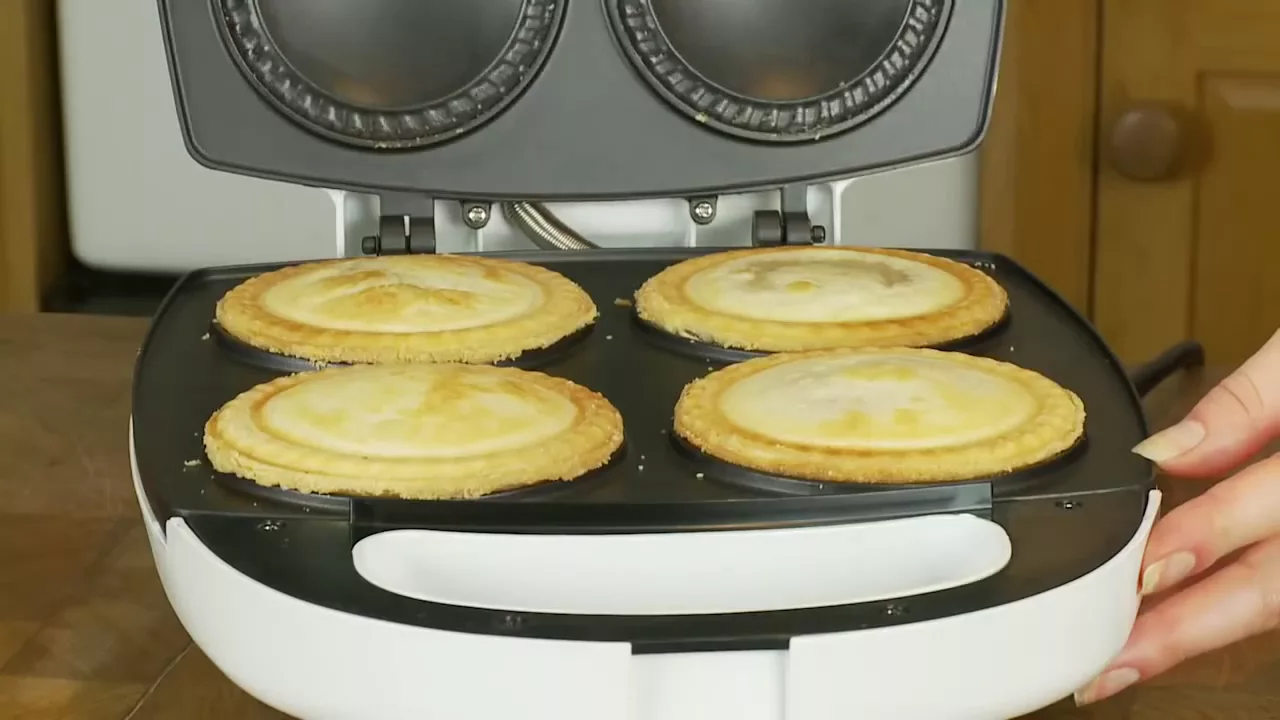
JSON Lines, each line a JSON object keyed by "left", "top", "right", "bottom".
{"left": 204, "top": 364, "right": 625, "bottom": 500}
{"left": 634, "top": 246, "right": 1009, "bottom": 352}
{"left": 674, "top": 347, "right": 1085, "bottom": 485}
{"left": 215, "top": 254, "right": 598, "bottom": 365}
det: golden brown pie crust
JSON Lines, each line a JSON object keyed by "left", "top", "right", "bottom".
{"left": 204, "top": 363, "right": 624, "bottom": 500}
{"left": 635, "top": 246, "right": 1008, "bottom": 352}
{"left": 215, "top": 254, "right": 597, "bottom": 365}
{"left": 674, "top": 347, "right": 1084, "bottom": 484}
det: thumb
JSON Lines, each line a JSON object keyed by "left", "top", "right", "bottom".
{"left": 1134, "top": 329, "right": 1280, "bottom": 477}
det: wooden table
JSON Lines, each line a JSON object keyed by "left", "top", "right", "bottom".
{"left": 2, "top": 314, "right": 1277, "bottom": 719}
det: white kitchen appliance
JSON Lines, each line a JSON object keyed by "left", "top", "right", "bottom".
{"left": 129, "top": 1, "right": 1204, "bottom": 718}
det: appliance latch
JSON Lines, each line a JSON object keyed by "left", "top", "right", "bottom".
{"left": 751, "top": 184, "right": 827, "bottom": 247}
{"left": 362, "top": 192, "right": 436, "bottom": 255}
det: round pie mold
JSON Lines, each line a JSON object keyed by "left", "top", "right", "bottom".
{"left": 605, "top": 0, "right": 951, "bottom": 142}
{"left": 631, "top": 307, "right": 1012, "bottom": 365}
{"left": 210, "top": 320, "right": 595, "bottom": 373}
{"left": 215, "top": 0, "right": 566, "bottom": 150}
{"left": 670, "top": 431, "right": 1088, "bottom": 498}
{"left": 210, "top": 441, "right": 629, "bottom": 510}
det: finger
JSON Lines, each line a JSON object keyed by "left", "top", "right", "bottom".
{"left": 1138, "top": 453, "right": 1280, "bottom": 596}
{"left": 1133, "top": 329, "right": 1280, "bottom": 477}
{"left": 1075, "top": 534, "right": 1280, "bottom": 705}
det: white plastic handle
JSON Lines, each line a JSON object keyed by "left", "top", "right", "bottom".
{"left": 352, "top": 513, "right": 1011, "bottom": 617}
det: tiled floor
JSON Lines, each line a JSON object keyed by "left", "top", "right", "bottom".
{"left": 1, "top": 313, "right": 1278, "bottom": 719}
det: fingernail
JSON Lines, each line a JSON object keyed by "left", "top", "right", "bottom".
{"left": 1132, "top": 420, "right": 1206, "bottom": 463}
{"left": 1074, "top": 667, "right": 1140, "bottom": 706}
{"left": 1140, "top": 551, "right": 1197, "bottom": 596}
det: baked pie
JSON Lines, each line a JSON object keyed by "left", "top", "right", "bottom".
{"left": 215, "top": 254, "right": 597, "bottom": 365}
{"left": 635, "top": 246, "right": 1007, "bottom": 351}
{"left": 674, "top": 347, "right": 1084, "bottom": 484}
{"left": 204, "top": 363, "right": 625, "bottom": 500}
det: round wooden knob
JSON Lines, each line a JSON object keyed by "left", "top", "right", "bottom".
{"left": 1107, "top": 103, "right": 1187, "bottom": 182}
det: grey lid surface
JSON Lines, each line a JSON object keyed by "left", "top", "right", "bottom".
{"left": 157, "top": 0, "right": 1003, "bottom": 201}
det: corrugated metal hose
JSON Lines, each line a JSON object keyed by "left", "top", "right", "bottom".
{"left": 502, "top": 201, "right": 599, "bottom": 250}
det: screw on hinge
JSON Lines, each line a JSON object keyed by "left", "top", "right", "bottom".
{"left": 810, "top": 226, "right": 827, "bottom": 244}
{"left": 689, "top": 198, "right": 718, "bottom": 225}
{"left": 463, "top": 203, "right": 491, "bottom": 229}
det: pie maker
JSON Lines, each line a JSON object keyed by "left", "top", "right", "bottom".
{"left": 132, "top": 1, "right": 1204, "bottom": 718}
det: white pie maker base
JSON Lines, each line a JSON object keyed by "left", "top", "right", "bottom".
{"left": 131, "top": 422, "right": 1159, "bottom": 720}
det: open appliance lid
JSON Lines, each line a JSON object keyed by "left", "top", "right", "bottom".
{"left": 157, "top": 0, "right": 1002, "bottom": 201}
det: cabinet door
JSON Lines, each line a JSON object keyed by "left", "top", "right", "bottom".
{"left": 0, "top": 0, "right": 66, "bottom": 313}
{"left": 979, "top": 1, "right": 1099, "bottom": 315}
{"left": 1095, "top": 0, "right": 1280, "bottom": 367}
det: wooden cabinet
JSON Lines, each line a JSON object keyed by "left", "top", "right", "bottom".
{"left": 1095, "top": 0, "right": 1280, "bottom": 367}
{"left": 0, "top": 0, "right": 67, "bottom": 314}
{"left": 979, "top": 1, "right": 1100, "bottom": 316}
{"left": 982, "top": 0, "right": 1280, "bottom": 369}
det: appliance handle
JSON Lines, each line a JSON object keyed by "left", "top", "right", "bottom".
{"left": 351, "top": 514, "right": 1012, "bottom": 618}
{"left": 1129, "top": 340, "right": 1206, "bottom": 398}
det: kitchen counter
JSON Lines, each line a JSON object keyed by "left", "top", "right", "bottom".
{"left": 1, "top": 313, "right": 1276, "bottom": 719}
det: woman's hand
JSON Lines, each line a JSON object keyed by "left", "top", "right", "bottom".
{"left": 1074, "top": 329, "right": 1280, "bottom": 705}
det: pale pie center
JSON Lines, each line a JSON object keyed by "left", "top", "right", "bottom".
{"left": 260, "top": 258, "right": 544, "bottom": 333}
{"left": 683, "top": 249, "right": 966, "bottom": 323}
{"left": 717, "top": 355, "right": 1038, "bottom": 451}
{"left": 259, "top": 366, "right": 578, "bottom": 459}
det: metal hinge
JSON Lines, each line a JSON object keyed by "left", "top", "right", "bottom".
{"left": 361, "top": 192, "right": 436, "bottom": 255}
{"left": 751, "top": 184, "right": 827, "bottom": 247}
